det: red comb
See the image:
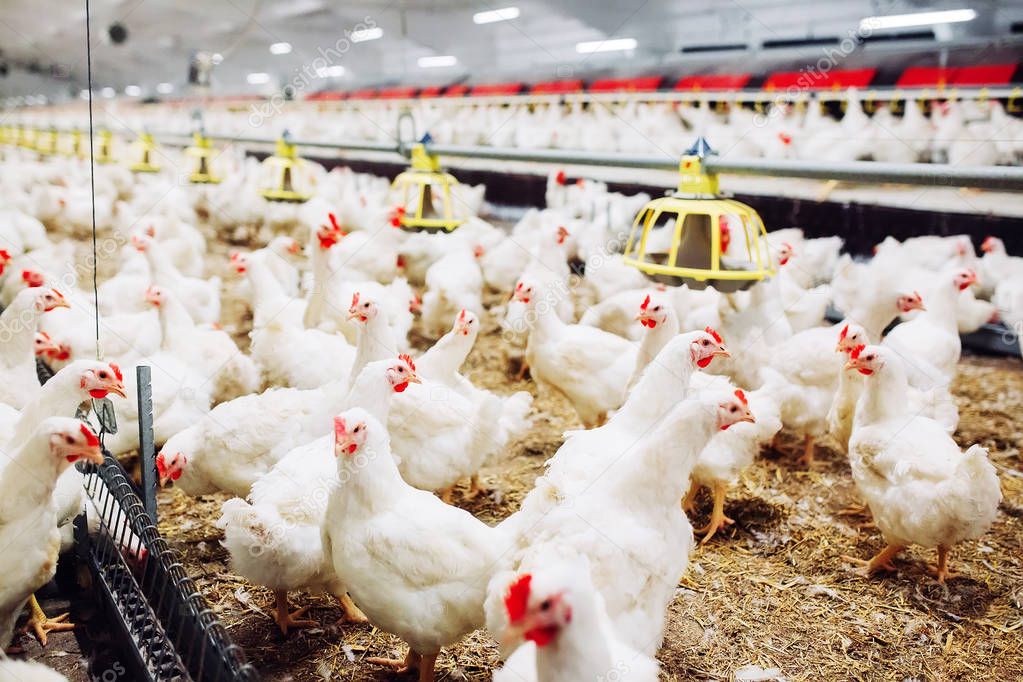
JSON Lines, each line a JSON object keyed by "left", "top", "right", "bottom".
{"left": 0, "top": 249, "right": 11, "bottom": 261}
{"left": 555, "top": 170, "right": 566, "bottom": 186}
{"left": 849, "top": 345, "right": 865, "bottom": 360}
{"left": 328, "top": 212, "right": 341, "bottom": 231}
{"left": 333, "top": 416, "right": 347, "bottom": 439}
{"left": 504, "top": 573, "right": 532, "bottom": 623}
{"left": 22, "top": 270, "right": 44, "bottom": 287}
{"left": 350, "top": 292, "right": 360, "bottom": 309}
{"left": 80, "top": 423, "right": 100, "bottom": 448}
{"left": 704, "top": 326, "right": 723, "bottom": 344}
{"left": 457, "top": 308, "right": 467, "bottom": 322}
{"left": 839, "top": 324, "right": 848, "bottom": 341}
{"left": 110, "top": 363, "right": 123, "bottom": 382}
{"left": 735, "top": 389, "right": 748, "bottom": 407}
{"left": 396, "top": 255, "right": 406, "bottom": 268}
{"left": 640, "top": 294, "right": 650, "bottom": 310}
{"left": 398, "top": 353, "right": 416, "bottom": 372}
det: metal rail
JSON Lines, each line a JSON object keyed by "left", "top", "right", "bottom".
{"left": 14, "top": 126, "right": 1023, "bottom": 191}
{"left": 155, "top": 132, "right": 1023, "bottom": 192}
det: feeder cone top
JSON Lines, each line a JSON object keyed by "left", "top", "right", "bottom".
{"left": 685, "top": 137, "right": 717, "bottom": 158}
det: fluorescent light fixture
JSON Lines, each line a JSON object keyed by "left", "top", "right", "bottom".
{"left": 474, "top": 7, "right": 519, "bottom": 24}
{"left": 351, "top": 26, "right": 383, "bottom": 42}
{"left": 315, "top": 65, "right": 346, "bottom": 78}
{"left": 124, "top": 85, "right": 141, "bottom": 96}
{"left": 211, "top": 52, "right": 224, "bottom": 64}
{"left": 247, "top": 72, "right": 271, "bottom": 85}
{"left": 418, "top": 55, "right": 457, "bottom": 68}
{"left": 576, "top": 37, "right": 637, "bottom": 54}
{"left": 101, "top": 86, "right": 116, "bottom": 98}
{"left": 270, "top": 42, "right": 292, "bottom": 55}
{"left": 156, "top": 82, "right": 174, "bottom": 94}
{"left": 859, "top": 9, "right": 976, "bottom": 31}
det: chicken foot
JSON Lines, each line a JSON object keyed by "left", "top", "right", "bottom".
{"left": 928, "top": 545, "right": 958, "bottom": 584}
{"left": 843, "top": 543, "right": 905, "bottom": 578}
{"left": 22, "top": 594, "right": 74, "bottom": 646}
{"left": 274, "top": 591, "right": 318, "bottom": 635}
{"left": 796, "top": 434, "right": 816, "bottom": 467}
{"left": 463, "top": 474, "right": 490, "bottom": 501}
{"left": 333, "top": 593, "right": 368, "bottom": 623}
{"left": 694, "top": 482, "right": 734, "bottom": 544}
{"left": 368, "top": 647, "right": 420, "bottom": 674}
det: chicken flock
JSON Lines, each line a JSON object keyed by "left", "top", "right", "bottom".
{"left": 0, "top": 141, "right": 1018, "bottom": 682}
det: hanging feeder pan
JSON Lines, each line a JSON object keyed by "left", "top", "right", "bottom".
{"left": 185, "top": 131, "right": 221, "bottom": 184}
{"left": 59, "top": 129, "right": 85, "bottom": 158}
{"left": 129, "top": 132, "right": 161, "bottom": 173}
{"left": 259, "top": 135, "right": 312, "bottom": 202}
{"left": 36, "top": 128, "right": 58, "bottom": 156}
{"left": 95, "top": 130, "right": 116, "bottom": 164}
{"left": 391, "top": 143, "right": 465, "bottom": 233}
{"left": 622, "top": 138, "right": 775, "bottom": 293}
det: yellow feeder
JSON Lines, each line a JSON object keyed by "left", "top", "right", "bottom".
{"left": 95, "top": 130, "right": 116, "bottom": 164}
{"left": 623, "top": 138, "right": 775, "bottom": 293}
{"left": 185, "top": 131, "right": 221, "bottom": 184}
{"left": 390, "top": 142, "right": 464, "bottom": 233}
{"left": 17, "top": 126, "right": 35, "bottom": 149}
{"left": 35, "top": 127, "right": 58, "bottom": 156}
{"left": 129, "top": 132, "right": 161, "bottom": 172}
{"left": 59, "top": 129, "right": 84, "bottom": 158}
{"left": 259, "top": 134, "right": 312, "bottom": 202}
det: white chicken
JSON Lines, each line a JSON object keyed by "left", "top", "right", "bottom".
{"left": 0, "top": 287, "right": 70, "bottom": 409}
{"left": 513, "top": 276, "right": 635, "bottom": 428}
{"left": 843, "top": 345, "right": 1000, "bottom": 583}
{"left": 0, "top": 418, "right": 104, "bottom": 648}
{"left": 131, "top": 233, "right": 221, "bottom": 324}
{"left": 324, "top": 407, "right": 506, "bottom": 682}
{"left": 420, "top": 246, "right": 485, "bottom": 337}
{"left": 217, "top": 358, "right": 417, "bottom": 633}
{"left": 492, "top": 559, "right": 660, "bottom": 682}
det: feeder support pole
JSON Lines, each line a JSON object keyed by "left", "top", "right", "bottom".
{"left": 136, "top": 365, "right": 158, "bottom": 520}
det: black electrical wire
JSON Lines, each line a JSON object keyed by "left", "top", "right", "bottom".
{"left": 84, "top": 0, "right": 100, "bottom": 358}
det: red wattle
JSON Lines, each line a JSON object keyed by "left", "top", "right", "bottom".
{"left": 393, "top": 382, "right": 409, "bottom": 393}
{"left": 89, "top": 389, "right": 109, "bottom": 398}
{"left": 697, "top": 357, "right": 712, "bottom": 368}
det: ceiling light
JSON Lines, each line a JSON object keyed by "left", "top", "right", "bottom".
{"left": 859, "top": 9, "right": 976, "bottom": 32}
{"left": 247, "top": 72, "right": 271, "bottom": 84}
{"left": 576, "top": 38, "right": 637, "bottom": 54}
{"left": 156, "top": 82, "right": 174, "bottom": 94}
{"left": 473, "top": 7, "right": 519, "bottom": 24}
{"left": 418, "top": 55, "right": 457, "bottom": 68}
{"left": 270, "top": 42, "right": 292, "bottom": 55}
{"left": 211, "top": 52, "right": 224, "bottom": 64}
{"left": 315, "top": 65, "right": 346, "bottom": 78}
{"left": 351, "top": 27, "right": 383, "bottom": 42}
{"left": 101, "top": 86, "right": 116, "bottom": 98}
{"left": 124, "top": 85, "right": 141, "bottom": 96}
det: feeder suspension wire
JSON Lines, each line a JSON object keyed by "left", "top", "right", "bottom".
{"left": 85, "top": 0, "right": 100, "bottom": 359}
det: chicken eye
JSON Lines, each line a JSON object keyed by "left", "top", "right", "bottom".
{"left": 354, "top": 426, "right": 361, "bottom": 432}
{"left": 98, "top": 371, "right": 108, "bottom": 379}
{"left": 398, "top": 367, "right": 405, "bottom": 373}
{"left": 65, "top": 435, "right": 74, "bottom": 444}
{"left": 539, "top": 599, "right": 552, "bottom": 611}
{"left": 730, "top": 406, "right": 738, "bottom": 412}
{"left": 653, "top": 305, "right": 661, "bottom": 311}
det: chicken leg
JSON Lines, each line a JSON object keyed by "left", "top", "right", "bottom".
{"left": 23, "top": 594, "right": 74, "bottom": 646}
{"left": 695, "top": 482, "right": 734, "bottom": 544}
{"left": 843, "top": 543, "right": 904, "bottom": 578}
{"left": 929, "top": 545, "right": 958, "bottom": 584}
{"left": 274, "top": 591, "right": 318, "bottom": 635}
{"left": 333, "top": 593, "right": 368, "bottom": 623}
{"left": 368, "top": 647, "right": 420, "bottom": 674}
{"left": 796, "top": 434, "right": 815, "bottom": 467}
{"left": 463, "top": 474, "right": 489, "bottom": 501}
{"left": 681, "top": 480, "right": 700, "bottom": 514}
{"left": 439, "top": 486, "right": 455, "bottom": 505}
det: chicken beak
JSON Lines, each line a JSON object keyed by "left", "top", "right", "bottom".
{"left": 82, "top": 447, "right": 105, "bottom": 465}
{"left": 107, "top": 383, "right": 128, "bottom": 399}
{"left": 741, "top": 412, "right": 756, "bottom": 424}
{"left": 408, "top": 372, "right": 423, "bottom": 385}
{"left": 714, "top": 347, "right": 730, "bottom": 358}
{"left": 844, "top": 358, "right": 859, "bottom": 371}
{"left": 347, "top": 310, "right": 360, "bottom": 320}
